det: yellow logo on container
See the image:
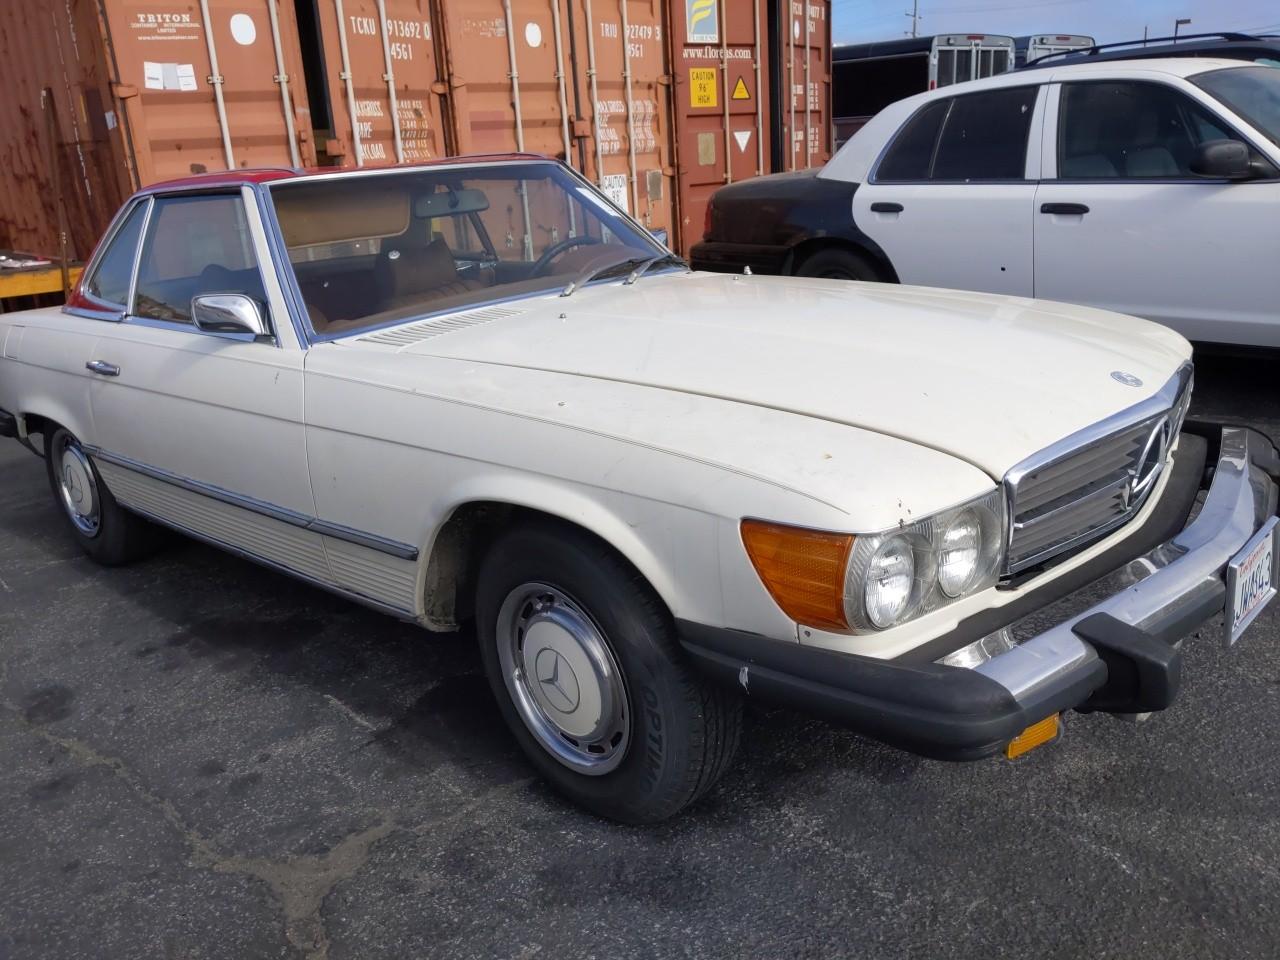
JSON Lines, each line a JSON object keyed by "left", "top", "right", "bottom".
{"left": 688, "top": 0, "right": 718, "bottom": 44}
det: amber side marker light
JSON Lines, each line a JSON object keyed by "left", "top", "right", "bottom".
{"left": 741, "top": 519, "right": 855, "bottom": 633}
{"left": 1005, "top": 713, "right": 1062, "bottom": 760}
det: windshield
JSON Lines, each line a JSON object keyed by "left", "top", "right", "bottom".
{"left": 1193, "top": 65, "right": 1280, "bottom": 147}
{"left": 269, "top": 161, "right": 663, "bottom": 338}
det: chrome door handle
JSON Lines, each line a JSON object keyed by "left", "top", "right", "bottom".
{"left": 85, "top": 361, "right": 120, "bottom": 377}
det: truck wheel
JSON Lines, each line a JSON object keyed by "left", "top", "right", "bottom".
{"left": 44, "top": 427, "right": 160, "bottom": 566}
{"left": 475, "top": 520, "right": 742, "bottom": 823}
{"left": 795, "top": 247, "right": 881, "bottom": 281}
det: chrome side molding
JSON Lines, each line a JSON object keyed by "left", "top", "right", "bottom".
{"left": 81, "top": 445, "right": 419, "bottom": 562}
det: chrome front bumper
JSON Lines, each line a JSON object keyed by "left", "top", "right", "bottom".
{"left": 951, "top": 426, "right": 1280, "bottom": 721}
{"left": 678, "top": 425, "right": 1280, "bottom": 761}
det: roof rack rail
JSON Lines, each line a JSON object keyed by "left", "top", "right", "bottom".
{"left": 1026, "top": 31, "right": 1263, "bottom": 66}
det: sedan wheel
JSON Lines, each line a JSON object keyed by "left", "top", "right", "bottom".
{"left": 476, "top": 520, "right": 742, "bottom": 823}
{"left": 43, "top": 425, "right": 161, "bottom": 566}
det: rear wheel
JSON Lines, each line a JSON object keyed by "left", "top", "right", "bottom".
{"left": 44, "top": 427, "right": 160, "bottom": 566}
{"left": 795, "top": 247, "right": 881, "bottom": 281}
{"left": 476, "top": 520, "right": 742, "bottom": 823}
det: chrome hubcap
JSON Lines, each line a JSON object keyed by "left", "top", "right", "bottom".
{"left": 496, "top": 582, "right": 630, "bottom": 775}
{"left": 56, "top": 437, "right": 100, "bottom": 537}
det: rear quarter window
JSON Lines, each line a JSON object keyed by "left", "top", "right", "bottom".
{"left": 876, "top": 86, "right": 1037, "bottom": 182}
{"left": 85, "top": 203, "right": 147, "bottom": 306}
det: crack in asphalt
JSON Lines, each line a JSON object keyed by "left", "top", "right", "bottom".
{"left": 0, "top": 697, "right": 395, "bottom": 960}
{"left": 213, "top": 820, "right": 397, "bottom": 959}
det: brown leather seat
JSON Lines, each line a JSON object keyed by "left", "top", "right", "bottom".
{"left": 375, "top": 239, "right": 483, "bottom": 313}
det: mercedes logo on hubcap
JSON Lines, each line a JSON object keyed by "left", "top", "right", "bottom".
{"left": 534, "top": 647, "right": 581, "bottom": 714}
{"left": 64, "top": 466, "right": 83, "bottom": 505}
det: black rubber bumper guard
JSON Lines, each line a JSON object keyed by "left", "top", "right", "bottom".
{"left": 679, "top": 425, "right": 1280, "bottom": 762}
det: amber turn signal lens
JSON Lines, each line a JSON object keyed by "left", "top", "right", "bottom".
{"left": 1004, "top": 713, "right": 1062, "bottom": 760}
{"left": 741, "top": 520, "right": 854, "bottom": 632}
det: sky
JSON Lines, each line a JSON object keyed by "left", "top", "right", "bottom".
{"left": 832, "top": 0, "right": 1280, "bottom": 46}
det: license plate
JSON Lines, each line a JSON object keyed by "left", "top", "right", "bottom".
{"left": 1225, "top": 516, "right": 1279, "bottom": 646}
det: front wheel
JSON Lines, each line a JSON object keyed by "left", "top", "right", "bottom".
{"left": 44, "top": 427, "right": 161, "bottom": 566}
{"left": 476, "top": 521, "right": 742, "bottom": 823}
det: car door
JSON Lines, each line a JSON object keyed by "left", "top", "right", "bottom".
{"left": 1034, "top": 77, "right": 1280, "bottom": 347}
{"left": 852, "top": 83, "right": 1043, "bottom": 297}
{"left": 7, "top": 201, "right": 149, "bottom": 448}
{"left": 84, "top": 187, "right": 329, "bottom": 580}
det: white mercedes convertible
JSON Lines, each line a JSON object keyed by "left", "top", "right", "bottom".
{"left": 1, "top": 156, "right": 1276, "bottom": 822}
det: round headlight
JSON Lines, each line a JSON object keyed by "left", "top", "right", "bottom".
{"left": 865, "top": 536, "right": 915, "bottom": 628}
{"left": 938, "top": 509, "right": 981, "bottom": 598}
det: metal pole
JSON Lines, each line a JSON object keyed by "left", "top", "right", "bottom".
{"left": 619, "top": 0, "right": 641, "bottom": 215}
{"left": 787, "top": 0, "right": 795, "bottom": 170}
{"left": 333, "top": 0, "right": 364, "bottom": 166}
{"left": 583, "top": 0, "right": 606, "bottom": 187}
{"left": 265, "top": 0, "right": 301, "bottom": 167}
{"left": 753, "top": 0, "right": 764, "bottom": 175}
{"left": 502, "top": 0, "right": 526, "bottom": 152}
{"left": 803, "top": 1, "right": 811, "bottom": 168}
{"left": 719, "top": 0, "right": 731, "bottom": 183}
{"left": 501, "top": 0, "right": 534, "bottom": 260}
{"left": 550, "top": 0, "right": 577, "bottom": 236}
{"left": 550, "top": 0, "right": 573, "bottom": 163}
{"left": 375, "top": 0, "right": 404, "bottom": 162}
{"left": 198, "top": 0, "right": 235, "bottom": 168}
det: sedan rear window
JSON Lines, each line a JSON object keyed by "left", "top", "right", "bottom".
{"left": 876, "top": 86, "right": 1037, "bottom": 182}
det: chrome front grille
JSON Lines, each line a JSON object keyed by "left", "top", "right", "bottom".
{"left": 1003, "top": 366, "right": 1192, "bottom": 574}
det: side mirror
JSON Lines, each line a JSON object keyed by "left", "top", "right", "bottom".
{"left": 650, "top": 227, "right": 670, "bottom": 248}
{"left": 191, "top": 294, "right": 270, "bottom": 337}
{"left": 1189, "top": 139, "right": 1253, "bottom": 180}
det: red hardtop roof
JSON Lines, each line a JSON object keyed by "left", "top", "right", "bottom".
{"left": 141, "top": 153, "right": 550, "bottom": 194}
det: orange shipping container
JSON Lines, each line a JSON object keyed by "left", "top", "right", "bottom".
{"left": 0, "top": 0, "right": 830, "bottom": 261}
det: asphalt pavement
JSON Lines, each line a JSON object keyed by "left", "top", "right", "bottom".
{"left": 1, "top": 351, "right": 1278, "bottom": 960}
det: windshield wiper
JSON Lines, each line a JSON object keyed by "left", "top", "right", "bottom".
{"left": 624, "top": 253, "right": 687, "bottom": 285}
{"left": 559, "top": 252, "right": 687, "bottom": 298}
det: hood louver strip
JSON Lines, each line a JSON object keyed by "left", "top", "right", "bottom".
{"left": 359, "top": 306, "right": 525, "bottom": 347}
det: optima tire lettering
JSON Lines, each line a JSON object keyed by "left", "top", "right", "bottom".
{"left": 641, "top": 685, "right": 663, "bottom": 786}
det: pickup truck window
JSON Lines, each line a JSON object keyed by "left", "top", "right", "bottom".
{"left": 133, "top": 194, "right": 267, "bottom": 325}
{"left": 876, "top": 86, "right": 1036, "bottom": 182}
{"left": 85, "top": 202, "right": 147, "bottom": 307}
{"left": 1058, "top": 80, "right": 1245, "bottom": 179}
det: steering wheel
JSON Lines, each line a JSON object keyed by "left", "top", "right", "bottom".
{"left": 530, "top": 235, "right": 601, "bottom": 277}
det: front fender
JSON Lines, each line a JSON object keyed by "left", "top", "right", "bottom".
{"left": 425, "top": 471, "right": 725, "bottom": 627}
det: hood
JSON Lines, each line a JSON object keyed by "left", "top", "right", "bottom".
{"left": 382, "top": 272, "right": 1191, "bottom": 480}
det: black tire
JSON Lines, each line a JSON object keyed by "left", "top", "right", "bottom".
{"left": 795, "top": 247, "right": 881, "bottom": 281}
{"left": 476, "top": 520, "right": 742, "bottom": 823}
{"left": 44, "top": 426, "right": 161, "bottom": 566}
